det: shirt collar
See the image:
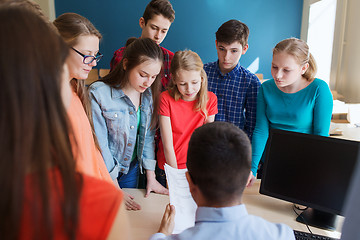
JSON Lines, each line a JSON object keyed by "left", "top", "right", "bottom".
{"left": 195, "top": 204, "right": 247, "bottom": 223}
{"left": 111, "top": 86, "right": 125, "bottom": 99}
{"left": 215, "top": 61, "right": 242, "bottom": 79}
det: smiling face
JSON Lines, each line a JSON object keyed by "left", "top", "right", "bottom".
{"left": 174, "top": 69, "right": 202, "bottom": 101}
{"left": 216, "top": 40, "right": 248, "bottom": 74}
{"left": 139, "top": 14, "right": 171, "bottom": 45}
{"left": 271, "top": 52, "right": 309, "bottom": 92}
{"left": 125, "top": 58, "right": 162, "bottom": 93}
{"left": 66, "top": 35, "right": 100, "bottom": 80}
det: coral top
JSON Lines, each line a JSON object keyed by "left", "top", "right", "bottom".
{"left": 157, "top": 91, "right": 218, "bottom": 169}
{"left": 67, "top": 91, "right": 112, "bottom": 183}
{"left": 20, "top": 170, "right": 123, "bottom": 239}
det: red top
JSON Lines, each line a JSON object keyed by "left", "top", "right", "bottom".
{"left": 20, "top": 170, "right": 123, "bottom": 239}
{"left": 110, "top": 45, "right": 174, "bottom": 90}
{"left": 157, "top": 91, "right": 218, "bottom": 169}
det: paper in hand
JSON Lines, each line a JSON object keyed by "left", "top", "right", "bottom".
{"left": 164, "top": 163, "right": 197, "bottom": 234}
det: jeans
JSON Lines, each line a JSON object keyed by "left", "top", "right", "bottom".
{"left": 117, "top": 160, "right": 139, "bottom": 188}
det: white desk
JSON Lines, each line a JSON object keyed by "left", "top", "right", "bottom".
{"left": 331, "top": 122, "right": 360, "bottom": 141}
{"left": 124, "top": 181, "right": 341, "bottom": 240}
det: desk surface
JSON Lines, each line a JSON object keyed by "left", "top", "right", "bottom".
{"left": 331, "top": 123, "right": 360, "bottom": 141}
{"left": 124, "top": 181, "right": 342, "bottom": 240}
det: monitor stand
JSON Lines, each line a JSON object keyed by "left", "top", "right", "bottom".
{"left": 296, "top": 208, "right": 338, "bottom": 231}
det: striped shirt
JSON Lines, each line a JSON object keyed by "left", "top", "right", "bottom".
{"left": 204, "top": 61, "right": 261, "bottom": 140}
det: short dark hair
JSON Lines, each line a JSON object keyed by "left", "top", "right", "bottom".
{"left": 187, "top": 122, "right": 251, "bottom": 205}
{"left": 142, "top": 0, "right": 175, "bottom": 24}
{"left": 216, "top": 19, "right": 249, "bottom": 47}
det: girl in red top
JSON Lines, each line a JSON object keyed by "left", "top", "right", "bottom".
{"left": 0, "top": 6, "right": 129, "bottom": 240}
{"left": 156, "top": 50, "right": 218, "bottom": 187}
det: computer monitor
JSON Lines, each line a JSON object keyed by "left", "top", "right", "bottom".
{"left": 259, "top": 129, "right": 360, "bottom": 231}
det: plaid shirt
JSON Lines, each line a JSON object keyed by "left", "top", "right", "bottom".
{"left": 110, "top": 45, "right": 174, "bottom": 91}
{"left": 204, "top": 61, "right": 261, "bottom": 140}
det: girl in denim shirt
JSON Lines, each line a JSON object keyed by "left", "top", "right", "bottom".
{"left": 89, "top": 38, "right": 169, "bottom": 210}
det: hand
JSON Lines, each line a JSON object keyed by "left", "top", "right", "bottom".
{"left": 145, "top": 170, "right": 169, "bottom": 197}
{"left": 123, "top": 191, "right": 141, "bottom": 211}
{"left": 247, "top": 172, "right": 256, "bottom": 187}
{"left": 158, "top": 204, "right": 176, "bottom": 235}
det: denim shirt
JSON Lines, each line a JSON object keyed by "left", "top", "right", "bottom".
{"left": 89, "top": 81, "right": 156, "bottom": 180}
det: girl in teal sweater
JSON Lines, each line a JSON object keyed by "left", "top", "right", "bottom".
{"left": 250, "top": 38, "right": 333, "bottom": 181}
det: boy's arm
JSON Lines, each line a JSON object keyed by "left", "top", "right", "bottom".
{"left": 149, "top": 204, "right": 176, "bottom": 240}
{"left": 158, "top": 204, "right": 176, "bottom": 235}
{"left": 159, "top": 115, "right": 178, "bottom": 168}
{"left": 244, "top": 77, "right": 261, "bottom": 140}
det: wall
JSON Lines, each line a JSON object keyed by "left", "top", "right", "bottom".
{"left": 334, "top": 0, "right": 360, "bottom": 103}
{"left": 33, "top": 0, "right": 55, "bottom": 20}
{"left": 54, "top": 0, "right": 303, "bottom": 79}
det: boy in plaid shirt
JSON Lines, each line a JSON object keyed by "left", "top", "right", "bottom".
{"left": 204, "top": 20, "right": 261, "bottom": 140}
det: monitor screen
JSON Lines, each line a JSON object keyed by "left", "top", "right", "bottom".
{"left": 259, "top": 129, "right": 360, "bottom": 230}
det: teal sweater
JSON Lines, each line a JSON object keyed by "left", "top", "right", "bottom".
{"left": 251, "top": 78, "right": 333, "bottom": 175}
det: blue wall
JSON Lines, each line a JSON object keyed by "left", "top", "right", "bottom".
{"left": 55, "top": 0, "right": 303, "bottom": 79}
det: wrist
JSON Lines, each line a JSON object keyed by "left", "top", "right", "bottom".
{"left": 146, "top": 169, "right": 156, "bottom": 179}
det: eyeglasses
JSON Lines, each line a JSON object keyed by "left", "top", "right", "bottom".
{"left": 71, "top": 47, "right": 103, "bottom": 64}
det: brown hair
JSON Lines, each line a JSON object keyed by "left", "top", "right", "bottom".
{"left": 143, "top": 0, "right": 175, "bottom": 24}
{"left": 53, "top": 12, "right": 102, "bottom": 149}
{"left": 0, "top": 6, "right": 81, "bottom": 239}
{"left": 100, "top": 38, "right": 163, "bottom": 129}
{"left": 168, "top": 50, "right": 209, "bottom": 119}
{"left": 216, "top": 19, "right": 249, "bottom": 47}
{"left": 273, "top": 37, "right": 317, "bottom": 82}
{"left": 187, "top": 122, "right": 251, "bottom": 205}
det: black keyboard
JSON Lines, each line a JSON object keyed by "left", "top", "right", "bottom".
{"left": 294, "top": 230, "right": 339, "bottom": 240}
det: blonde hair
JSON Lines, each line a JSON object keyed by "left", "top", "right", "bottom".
{"left": 273, "top": 37, "right": 317, "bottom": 82}
{"left": 168, "top": 50, "right": 209, "bottom": 118}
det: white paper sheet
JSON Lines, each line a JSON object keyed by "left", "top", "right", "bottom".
{"left": 164, "top": 163, "right": 197, "bottom": 234}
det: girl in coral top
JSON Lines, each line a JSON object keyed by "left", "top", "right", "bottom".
{"left": 53, "top": 13, "right": 114, "bottom": 184}
{"left": 156, "top": 50, "right": 218, "bottom": 187}
{"left": 0, "top": 6, "right": 129, "bottom": 239}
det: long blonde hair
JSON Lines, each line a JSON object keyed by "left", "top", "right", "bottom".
{"left": 273, "top": 37, "right": 317, "bottom": 82}
{"left": 168, "top": 50, "right": 209, "bottom": 118}
{"left": 53, "top": 13, "right": 102, "bottom": 149}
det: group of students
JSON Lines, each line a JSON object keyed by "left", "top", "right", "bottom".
{"left": 0, "top": 0, "right": 335, "bottom": 239}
